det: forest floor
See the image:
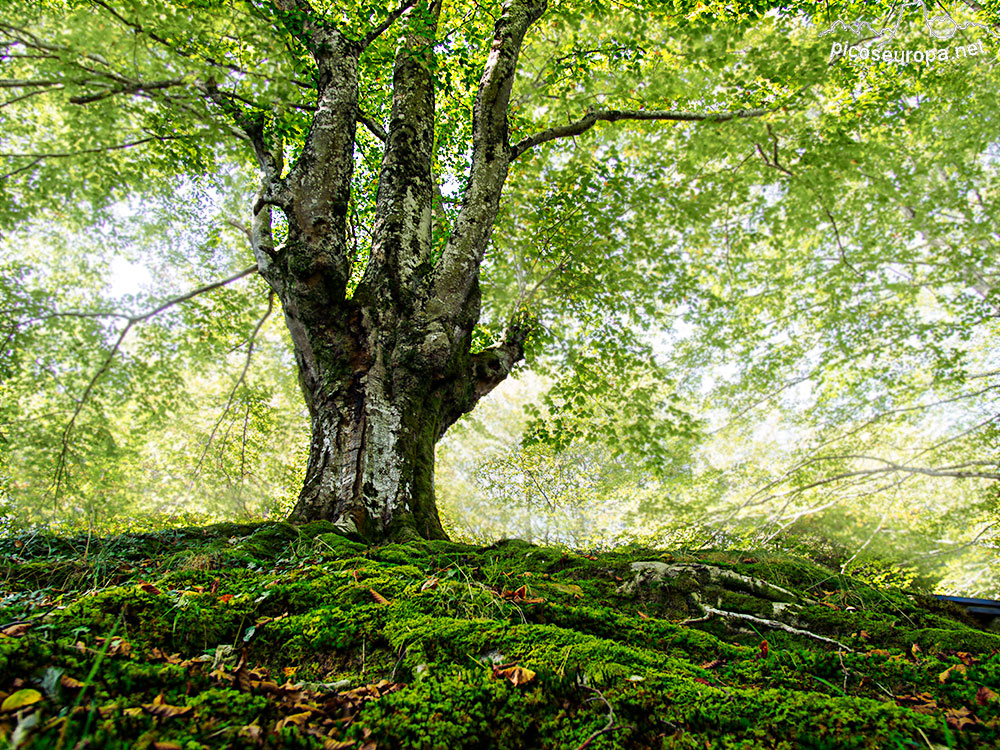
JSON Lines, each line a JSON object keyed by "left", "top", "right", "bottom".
{"left": 1, "top": 521, "right": 999, "bottom": 749}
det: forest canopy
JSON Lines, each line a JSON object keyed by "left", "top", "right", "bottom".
{"left": 0, "top": 0, "right": 998, "bottom": 591}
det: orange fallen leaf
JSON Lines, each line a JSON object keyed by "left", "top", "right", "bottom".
{"left": 494, "top": 665, "right": 536, "bottom": 686}
{"left": 219, "top": 594, "right": 234, "bottom": 604}
{"left": 152, "top": 743, "right": 184, "bottom": 750}
{"left": 142, "top": 693, "right": 193, "bottom": 720}
{"left": 977, "top": 686, "right": 999, "bottom": 706}
{"left": 369, "top": 589, "right": 390, "bottom": 605}
{"left": 637, "top": 611, "right": 650, "bottom": 620}
{"left": 59, "top": 675, "right": 86, "bottom": 690}
{"left": 139, "top": 582, "right": 162, "bottom": 595}
{"left": 759, "top": 641, "right": 769, "bottom": 659}
{"left": 938, "top": 664, "right": 967, "bottom": 683}
{"left": 0, "top": 623, "right": 31, "bottom": 638}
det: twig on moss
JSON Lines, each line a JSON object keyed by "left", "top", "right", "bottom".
{"left": 575, "top": 685, "right": 616, "bottom": 750}
{"left": 688, "top": 595, "right": 853, "bottom": 652}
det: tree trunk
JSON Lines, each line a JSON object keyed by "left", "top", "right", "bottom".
{"left": 238, "top": 0, "right": 544, "bottom": 541}
{"left": 285, "top": 314, "right": 448, "bottom": 540}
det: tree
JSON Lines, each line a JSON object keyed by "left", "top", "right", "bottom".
{"left": 2, "top": 0, "right": 998, "bottom": 541}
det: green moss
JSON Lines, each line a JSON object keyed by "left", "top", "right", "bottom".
{"left": 3, "top": 528, "right": 999, "bottom": 749}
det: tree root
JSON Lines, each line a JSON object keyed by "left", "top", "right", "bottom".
{"left": 685, "top": 594, "right": 852, "bottom": 652}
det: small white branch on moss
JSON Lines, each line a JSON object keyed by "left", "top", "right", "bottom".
{"left": 687, "top": 594, "right": 853, "bottom": 652}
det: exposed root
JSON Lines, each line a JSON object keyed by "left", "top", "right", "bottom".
{"left": 688, "top": 594, "right": 853, "bottom": 652}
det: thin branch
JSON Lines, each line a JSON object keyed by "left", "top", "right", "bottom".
{"left": 689, "top": 594, "right": 853, "bottom": 652}
{"left": 68, "top": 78, "right": 184, "bottom": 105}
{"left": 193, "top": 291, "right": 275, "bottom": 477}
{"left": 1, "top": 135, "right": 184, "bottom": 160}
{"left": 512, "top": 107, "right": 769, "bottom": 159}
{"left": 575, "top": 685, "right": 616, "bottom": 750}
{"left": 51, "top": 265, "right": 258, "bottom": 498}
{"left": 360, "top": 0, "right": 419, "bottom": 49}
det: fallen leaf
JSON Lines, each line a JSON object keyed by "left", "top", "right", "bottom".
{"left": 210, "top": 578, "right": 220, "bottom": 595}
{"left": 420, "top": 577, "right": 439, "bottom": 591}
{"left": 494, "top": 665, "right": 536, "bottom": 686}
{"left": 0, "top": 623, "right": 31, "bottom": 638}
{"left": 275, "top": 711, "right": 311, "bottom": 730}
{"left": 138, "top": 582, "right": 162, "bottom": 595}
{"left": 938, "top": 664, "right": 967, "bottom": 683}
{"left": 1, "top": 690, "right": 43, "bottom": 712}
{"left": 152, "top": 743, "right": 184, "bottom": 750}
{"left": 909, "top": 643, "right": 922, "bottom": 660}
{"left": 547, "top": 582, "right": 584, "bottom": 597}
{"left": 945, "top": 707, "right": 979, "bottom": 731}
{"left": 977, "top": 686, "right": 999, "bottom": 706}
{"left": 759, "top": 641, "right": 769, "bottom": 659}
{"left": 219, "top": 594, "right": 234, "bottom": 604}
{"left": 700, "top": 660, "right": 723, "bottom": 670}
{"left": 369, "top": 588, "right": 390, "bottom": 605}
{"left": 59, "top": 675, "right": 85, "bottom": 690}
{"left": 142, "top": 693, "right": 193, "bottom": 720}
{"left": 957, "top": 652, "right": 978, "bottom": 666}
{"left": 637, "top": 611, "right": 650, "bottom": 620}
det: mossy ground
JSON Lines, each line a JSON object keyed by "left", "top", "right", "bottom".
{"left": 1, "top": 523, "right": 999, "bottom": 749}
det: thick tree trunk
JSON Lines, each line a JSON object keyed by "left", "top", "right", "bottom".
{"left": 285, "top": 321, "right": 448, "bottom": 540}
{"left": 239, "top": 0, "right": 543, "bottom": 541}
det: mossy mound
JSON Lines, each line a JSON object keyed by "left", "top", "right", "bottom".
{"left": 2, "top": 524, "right": 999, "bottom": 749}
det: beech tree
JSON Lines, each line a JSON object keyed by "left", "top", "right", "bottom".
{"left": 3, "top": 0, "right": 997, "bottom": 541}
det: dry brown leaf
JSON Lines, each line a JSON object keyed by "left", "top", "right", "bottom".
{"left": 59, "top": 675, "right": 85, "bottom": 690}
{"left": 637, "top": 611, "right": 650, "bottom": 620}
{"left": 152, "top": 742, "right": 184, "bottom": 749}
{"left": 219, "top": 594, "right": 234, "bottom": 604}
{"left": 977, "top": 686, "right": 999, "bottom": 706}
{"left": 0, "top": 623, "right": 31, "bottom": 638}
{"left": 369, "top": 589, "right": 390, "bottom": 606}
{"left": 495, "top": 665, "right": 536, "bottom": 686}
{"left": 945, "top": 707, "right": 979, "bottom": 731}
{"left": 142, "top": 693, "right": 193, "bottom": 720}
{"left": 138, "top": 582, "right": 162, "bottom": 595}
{"left": 420, "top": 577, "right": 439, "bottom": 591}
{"left": 276, "top": 711, "right": 311, "bottom": 730}
{"left": 938, "top": 664, "right": 967, "bottom": 683}
{"left": 957, "top": 652, "right": 979, "bottom": 666}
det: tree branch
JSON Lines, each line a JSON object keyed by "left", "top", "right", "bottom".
{"left": 193, "top": 292, "right": 275, "bottom": 477}
{"left": 68, "top": 78, "right": 184, "bottom": 105}
{"left": 429, "top": 0, "right": 548, "bottom": 325}
{"left": 512, "top": 106, "right": 769, "bottom": 159}
{"left": 51, "top": 266, "right": 258, "bottom": 498}
{"left": 360, "top": 0, "right": 419, "bottom": 49}
{"left": 357, "top": 107, "right": 388, "bottom": 142}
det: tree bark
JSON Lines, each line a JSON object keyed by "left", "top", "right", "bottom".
{"left": 231, "top": 0, "right": 543, "bottom": 541}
